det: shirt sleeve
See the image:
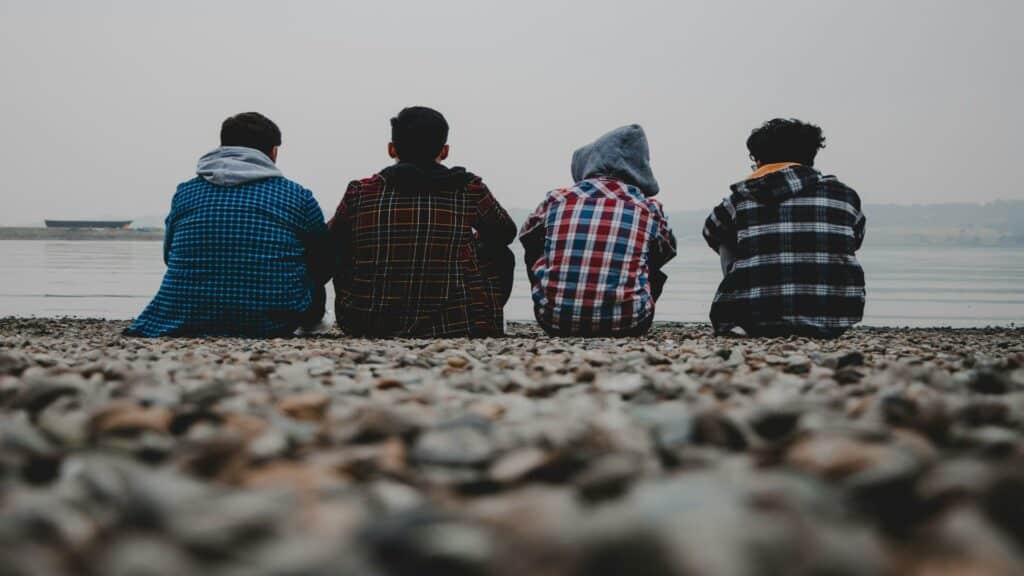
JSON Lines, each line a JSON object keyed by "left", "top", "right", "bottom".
{"left": 518, "top": 196, "right": 550, "bottom": 284}
{"left": 297, "top": 189, "right": 332, "bottom": 284}
{"left": 471, "top": 178, "right": 517, "bottom": 246}
{"left": 703, "top": 195, "right": 738, "bottom": 254}
{"left": 162, "top": 189, "right": 180, "bottom": 266}
{"left": 853, "top": 211, "right": 866, "bottom": 251}
{"left": 647, "top": 199, "right": 677, "bottom": 269}
{"left": 327, "top": 181, "right": 359, "bottom": 274}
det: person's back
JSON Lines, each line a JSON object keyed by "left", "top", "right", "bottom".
{"left": 330, "top": 107, "right": 516, "bottom": 338}
{"left": 703, "top": 118, "right": 866, "bottom": 338}
{"left": 521, "top": 125, "right": 676, "bottom": 336}
{"left": 126, "top": 113, "right": 331, "bottom": 337}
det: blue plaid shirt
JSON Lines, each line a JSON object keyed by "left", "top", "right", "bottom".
{"left": 127, "top": 175, "right": 328, "bottom": 337}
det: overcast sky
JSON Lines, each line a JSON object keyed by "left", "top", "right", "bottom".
{"left": 0, "top": 0, "right": 1021, "bottom": 225}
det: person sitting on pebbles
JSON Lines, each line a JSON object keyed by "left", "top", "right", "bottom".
{"left": 520, "top": 124, "right": 677, "bottom": 337}
{"left": 703, "top": 118, "right": 866, "bottom": 338}
{"left": 328, "top": 106, "right": 517, "bottom": 338}
{"left": 126, "top": 112, "right": 333, "bottom": 337}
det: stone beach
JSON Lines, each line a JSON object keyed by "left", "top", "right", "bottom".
{"left": 1, "top": 318, "right": 1023, "bottom": 575}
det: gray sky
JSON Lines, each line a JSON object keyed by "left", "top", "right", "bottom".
{"left": 0, "top": 0, "right": 1021, "bottom": 225}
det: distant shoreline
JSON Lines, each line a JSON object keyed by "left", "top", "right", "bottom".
{"left": 0, "top": 227, "right": 164, "bottom": 241}
{"left": 1, "top": 226, "right": 1020, "bottom": 247}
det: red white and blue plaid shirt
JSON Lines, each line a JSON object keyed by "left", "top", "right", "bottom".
{"left": 520, "top": 178, "right": 676, "bottom": 335}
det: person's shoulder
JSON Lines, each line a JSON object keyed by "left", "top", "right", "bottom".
{"left": 817, "top": 173, "right": 861, "bottom": 206}
{"left": 176, "top": 176, "right": 206, "bottom": 191}
{"left": 172, "top": 177, "right": 212, "bottom": 203}
{"left": 263, "top": 177, "right": 318, "bottom": 204}
{"left": 643, "top": 196, "right": 666, "bottom": 211}
{"left": 463, "top": 171, "right": 486, "bottom": 189}
{"left": 347, "top": 173, "right": 385, "bottom": 192}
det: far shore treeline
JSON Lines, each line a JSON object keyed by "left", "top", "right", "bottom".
{"left": 4, "top": 200, "right": 1021, "bottom": 246}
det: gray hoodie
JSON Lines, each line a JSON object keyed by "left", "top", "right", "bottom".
{"left": 571, "top": 124, "right": 659, "bottom": 197}
{"left": 196, "top": 146, "right": 283, "bottom": 187}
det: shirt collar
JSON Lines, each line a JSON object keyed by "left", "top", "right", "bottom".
{"left": 747, "top": 162, "right": 800, "bottom": 180}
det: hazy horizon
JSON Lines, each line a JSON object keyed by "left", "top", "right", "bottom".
{"left": 1, "top": 0, "right": 1022, "bottom": 225}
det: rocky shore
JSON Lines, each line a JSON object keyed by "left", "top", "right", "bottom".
{"left": 1, "top": 318, "right": 1023, "bottom": 575}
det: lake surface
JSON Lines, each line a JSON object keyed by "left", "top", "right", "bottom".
{"left": 0, "top": 240, "right": 1022, "bottom": 328}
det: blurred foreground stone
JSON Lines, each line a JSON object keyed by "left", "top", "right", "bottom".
{"left": 1, "top": 318, "right": 1023, "bottom": 575}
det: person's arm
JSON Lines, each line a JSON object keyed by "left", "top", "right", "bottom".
{"left": 719, "top": 244, "right": 737, "bottom": 276}
{"left": 703, "top": 195, "right": 738, "bottom": 278}
{"left": 470, "top": 178, "right": 517, "bottom": 247}
{"left": 853, "top": 212, "right": 866, "bottom": 252}
{"left": 647, "top": 199, "right": 677, "bottom": 301}
{"left": 162, "top": 191, "right": 179, "bottom": 266}
{"left": 298, "top": 189, "right": 333, "bottom": 285}
{"left": 519, "top": 197, "right": 550, "bottom": 286}
{"left": 327, "top": 181, "right": 359, "bottom": 278}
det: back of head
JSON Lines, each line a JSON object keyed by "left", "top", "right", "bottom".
{"left": 746, "top": 118, "right": 826, "bottom": 167}
{"left": 391, "top": 107, "right": 449, "bottom": 164}
{"left": 571, "top": 124, "right": 660, "bottom": 196}
{"left": 220, "top": 112, "right": 282, "bottom": 159}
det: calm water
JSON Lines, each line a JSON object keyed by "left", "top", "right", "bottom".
{"left": 0, "top": 240, "right": 1022, "bottom": 327}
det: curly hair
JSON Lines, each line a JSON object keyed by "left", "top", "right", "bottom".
{"left": 746, "top": 118, "right": 826, "bottom": 167}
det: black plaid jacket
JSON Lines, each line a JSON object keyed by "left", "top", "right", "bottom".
{"left": 328, "top": 163, "right": 517, "bottom": 338}
{"left": 703, "top": 165, "right": 866, "bottom": 338}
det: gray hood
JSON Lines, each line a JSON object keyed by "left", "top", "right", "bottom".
{"left": 571, "top": 124, "right": 659, "bottom": 197}
{"left": 196, "top": 146, "right": 283, "bottom": 187}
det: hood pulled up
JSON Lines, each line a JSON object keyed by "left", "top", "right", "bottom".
{"left": 571, "top": 124, "right": 659, "bottom": 196}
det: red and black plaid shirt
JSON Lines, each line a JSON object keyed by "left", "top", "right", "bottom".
{"left": 328, "top": 163, "right": 516, "bottom": 338}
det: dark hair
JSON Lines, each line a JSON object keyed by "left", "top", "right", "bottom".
{"left": 746, "top": 118, "right": 826, "bottom": 167}
{"left": 390, "top": 107, "right": 449, "bottom": 163}
{"left": 220, "top": 112, "right": 282, "bottom": 158}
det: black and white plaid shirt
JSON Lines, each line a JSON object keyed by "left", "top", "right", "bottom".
{"left": 703, "top": 164, "right": 866, "bottom": 338}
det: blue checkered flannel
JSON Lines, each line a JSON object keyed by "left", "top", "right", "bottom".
{"left": 126, "top": 176, "right": 328, "bottom": 337}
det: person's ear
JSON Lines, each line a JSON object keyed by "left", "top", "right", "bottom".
{"left": 269, "top": 146, "right": 279, "bottom": 163}
{"left": 437, "top": 144, "right": 449, "bottom": 162}
{"left": 388, "top": 142, "right": 398, "bottom": 160}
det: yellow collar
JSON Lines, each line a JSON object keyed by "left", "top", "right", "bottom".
{"left": 747, "top": 162, "right": 800, "bottom": 180}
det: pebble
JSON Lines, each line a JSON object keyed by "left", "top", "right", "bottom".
{"left": 0, "top": 317, "right": 1022, "bottom": 574}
